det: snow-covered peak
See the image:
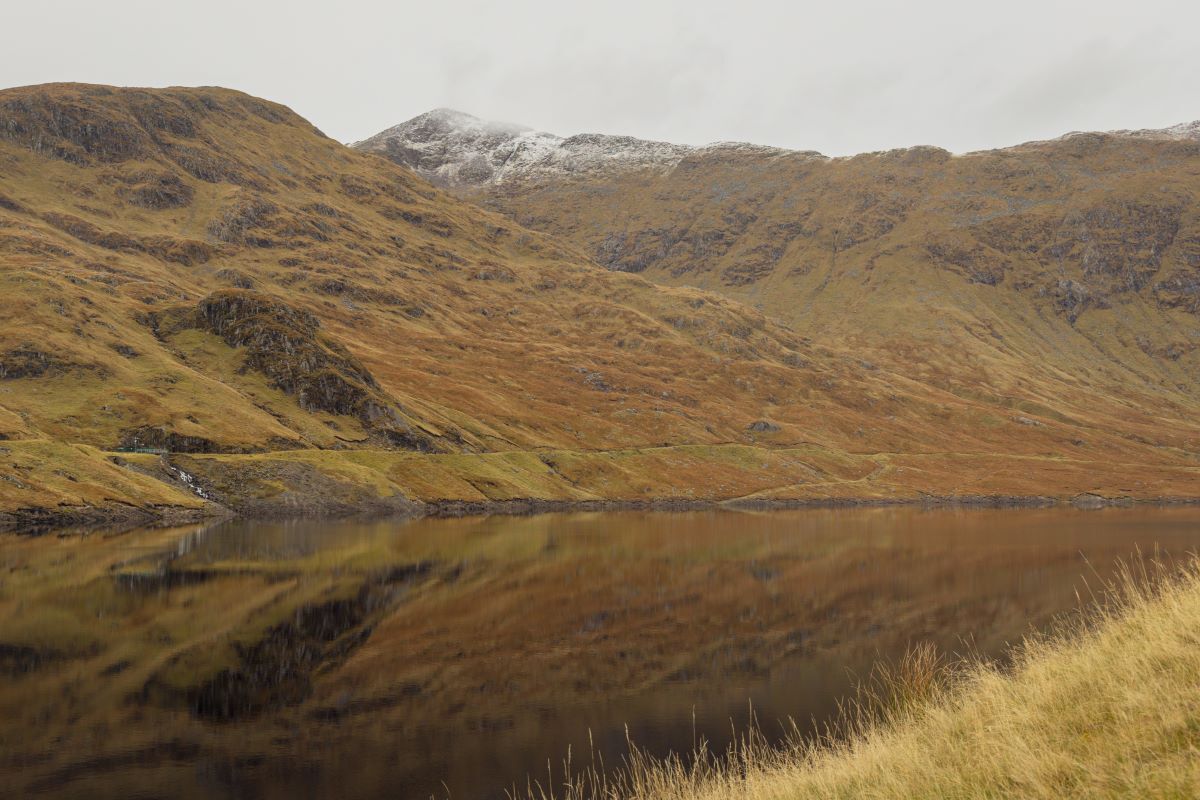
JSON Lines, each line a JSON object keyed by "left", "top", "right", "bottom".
{"left": 358, "top": 110, "right": 1200, "bottom": 187}
{"left": 354, "top": 111, "right": 794, "bottom": 188}
{"left": 1052, "top": 120, "right": 1200, "bottom": 144}
{"left": 1144, "top": 120, "right": 1200, "bottom": 140}
{"left": 353, "top": 109, "right": 556, "bottom": 187}
{"left": 394, "top": 108, "right": 533, "bottom": 138}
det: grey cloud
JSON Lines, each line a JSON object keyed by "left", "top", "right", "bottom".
{"left": 3, "top": 0, "right": 1198, "bottom": 155}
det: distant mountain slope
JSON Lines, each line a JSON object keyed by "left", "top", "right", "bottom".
{"left": 354, "top": 108, "right": 786, "bottom": 188}
{"left": 354, "top": 108, "right": 1200, "bottom": 189}
{"left": 0, "top": 85, "right": 1197, "bottom": 526}
{"left": 357, "top": 111, "right": 1200, "bottom": 458}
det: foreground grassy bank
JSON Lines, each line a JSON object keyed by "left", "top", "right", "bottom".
{"left": 530, "top": 560, "right": 1200, "bottom": 800}
{"left": 3, "top": 438, "right": 1200, "bottom": 529}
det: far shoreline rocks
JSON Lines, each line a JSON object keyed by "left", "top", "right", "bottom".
{"left": 4, "top": 489, "right": 1198, "bottom": 537}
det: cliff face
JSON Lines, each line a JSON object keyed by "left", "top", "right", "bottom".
{"left": 0, "top": 85, "right": 1198, "bottom": 523}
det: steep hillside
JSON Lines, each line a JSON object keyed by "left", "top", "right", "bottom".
{"left": 359, "top": 113, "right": 1200, "bottom": 467}
{"left": 0, "top": 85, "right": 1197, "bottom": 526}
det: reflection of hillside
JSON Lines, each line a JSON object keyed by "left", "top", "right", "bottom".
{"left": 3, "top": 508, "right": 1200, "bottom": 797}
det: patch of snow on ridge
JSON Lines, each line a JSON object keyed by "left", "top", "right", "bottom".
{"left": 1055, "top": 120, "right": 1200, "bottom": 143}
{"left": 354, "top": 109, "right": 797, "bottom": 188}
{"left": 360, "top": 111, "right": 1200, "bottom": 180}
{"left": 1154, "top": 120, "right": 1200, "bottom": 140}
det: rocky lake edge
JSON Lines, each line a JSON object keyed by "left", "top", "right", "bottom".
{"left": 5, "top": 486, "right": 1200, "bottom": 536}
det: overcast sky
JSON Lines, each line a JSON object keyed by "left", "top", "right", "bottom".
{"left": 5, "top": 0, "right": 1199, "bottom": 155}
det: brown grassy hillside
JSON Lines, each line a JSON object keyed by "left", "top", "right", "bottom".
{"left": 360, "top": 120, "right": 1200, "bottom": 467}
{"left": 0, "top": 85, "right": 1197, "bottom": 524}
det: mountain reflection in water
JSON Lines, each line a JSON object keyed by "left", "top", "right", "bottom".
{"left": 2, "top": 507, "right": 1199, "bottom": 799}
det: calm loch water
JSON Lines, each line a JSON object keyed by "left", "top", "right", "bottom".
{"left": 2, "top": 507, "right": 1200, "bottom": 798}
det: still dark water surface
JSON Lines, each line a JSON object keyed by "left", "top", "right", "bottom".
{"left": 3, "top": 507, "right": 1200, "bottom": 799}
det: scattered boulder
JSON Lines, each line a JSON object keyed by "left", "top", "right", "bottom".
{"left": 747, "top": 420, "right": 780, "bottom": 433}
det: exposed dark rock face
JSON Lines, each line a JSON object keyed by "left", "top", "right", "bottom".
{"left": 40, "top": 211, "right": 213, "bottom": 265}
{"left": 214, "top": 267, "right": 254, "bottom": 289}
{"left": 0, "top": 89, "right": 153, "bottom": 164}
{"left": 0, "top": 643, "right": 59, "bottom": 675}
{"left": 1047, "top": 278, "right": 1113, "bottom": 324}
{"left": 118, "top": 426, "right": 218, "bottom": 454}
{"left": 747, "top": 420, "right": 780, "bottom": 433}
{"left": 0, "top": 347, "right": 86, "bottom": 379}
{"left": 1052, "top": 199, "right": 1183, "bottom": 293}
{"left": 196, "top": 290, "right": 381, "bottom": 415}
{"left": 207, "top": 198, "right": 279, "bottom": 246}
{"left": 118, "top": 171, "right": 194, "bottom": 209}
{"left": 160, "top": 290, "right": 439, "bottom": 450}
{"left": 0, "top": 193, "right": 26, "bottom": 213}
{"left": 1154, "top": 270, "right": 1200, "bottom": 313}
{"left": 166, "top": 143, "right": 252, "bottom": 186}
{"left": 924, "top": 236, "right": 1008, "bottom": 286}
{"left": 0, "top": 84, "right": 317, "bottom": 173}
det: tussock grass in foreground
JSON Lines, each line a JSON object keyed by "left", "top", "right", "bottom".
{"left": 517, "top": 557, "right": 1200, "bottom": 800}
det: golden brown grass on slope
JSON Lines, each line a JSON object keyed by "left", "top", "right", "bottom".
{"left": 0, "top": 439, "right": 200, "bottom": 513}
{"left": 2, "top": 84, "right": 1199, "bottom": 520}
{"left": 0, "top": 84, "right": 915, "bottom": 457}
{"left": 429, "top": 134, "right": 1200, "bottom": 458}
{"left": 518, "top": 557, "right": 1200, "bottom": 800}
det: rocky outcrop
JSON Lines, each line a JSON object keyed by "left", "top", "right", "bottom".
{"left": 0, "top": 83, "right": 318, "bottom": 173}
{"left": 0, "top": 347, "right": 89, "bottom": 380}
{"left": 118, "top": 426, "right": 218, "bottom": 454}
{"left": 116, "top": 171, "right": 194, "bottom": 209}
{"left": 195, "top": 290, "right": 380, "bottom": 411}
{"left": 40, "top": 211, "right": 213, "bottom": 265}
{"left": 158, "top": 290, "right": 442, "bottom": 451}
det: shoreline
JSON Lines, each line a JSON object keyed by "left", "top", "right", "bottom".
{"left": 5, "top": 491, "right": 1200, "bottom": 536}
{"left": 6, "top": 440, "right": 1200, "bottom": 535}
